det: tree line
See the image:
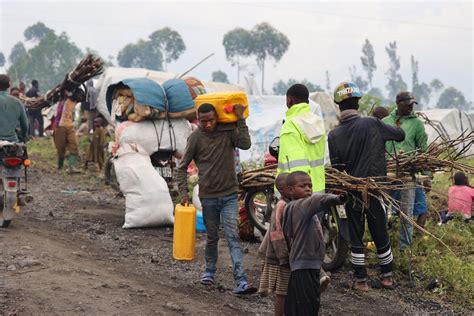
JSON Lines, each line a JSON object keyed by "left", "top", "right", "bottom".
{"left": 0, "top": 21, "right": 469, "bottom": 111}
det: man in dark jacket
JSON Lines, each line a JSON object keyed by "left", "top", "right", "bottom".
{"left": 328, "top": 82, "right": 405, "bottom": 292}
{"left": 25, "top": 79, "right": 44, "bottom": 137}
{"left": 177, "top": 103, "right": 256, "bottom": 295}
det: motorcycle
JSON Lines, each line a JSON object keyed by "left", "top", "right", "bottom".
{"left": 0, "top": 141, "right": 33, "bottom": 228}
{"left": 243, "top": 137, "right": 350, "bottom": 271}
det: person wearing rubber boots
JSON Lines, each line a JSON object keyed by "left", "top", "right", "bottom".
{"left": 177, "top": 103, "right": 256, "bottom": 295}
{"left": 328, "top": 82, "right": 405, "bottom": 292}
{"left": 53, "top": 88, "right": 85, "bottom": 174}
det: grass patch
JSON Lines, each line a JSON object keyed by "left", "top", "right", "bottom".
{"left": 27, "top": 137, "right": 58, "bottom": 170}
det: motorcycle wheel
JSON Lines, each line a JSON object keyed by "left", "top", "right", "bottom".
{"left": 1, "top": 220, "right": 11, "bottom": 228}
{"left": 321, "top": 206, "right": 349, "bottom": 271}
{"left": 244, "top": 188, "right": 275, "bottom": 235}
{"left": 104, "top": 158, "right": 120, "bottom": 192}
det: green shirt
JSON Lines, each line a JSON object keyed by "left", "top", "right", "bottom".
{"left": 383, "top": 109, "right": 427, "bottom": 155}
{"left": 0, "top": 91, "right": 28, "bottom": 142}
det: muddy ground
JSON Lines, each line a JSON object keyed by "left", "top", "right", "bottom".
{"left": 0, "top": 154, "right": 465, "bottom": 315}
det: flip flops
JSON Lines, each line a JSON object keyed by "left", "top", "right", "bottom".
{"left": 320, "top": 275, "right": 331, "bottom": 294}
{"left": 233, "top": 281, "right": 257, "bottom": 295}
{"left": 347, "top": 278, "right": 369, "bottom": 293}
{"left": 200, "top": 272, "right": 215, "bottom": 285}
{"left": 379, "top": 276, "right": 397, "bottom": 290}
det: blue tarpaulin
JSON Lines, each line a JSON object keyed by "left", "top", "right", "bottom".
{"left": 106, "top": 78, "right": 166, "bottom": 113}
{"left": 163, "top": 79, "right": 195, "bottom": 113}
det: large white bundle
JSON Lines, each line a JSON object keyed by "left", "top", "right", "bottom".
{"left": 114, "top": 151, "right": 174, "bottom": 228}
{"left": 117, "top": 118, "right": 191, "bottom": 156}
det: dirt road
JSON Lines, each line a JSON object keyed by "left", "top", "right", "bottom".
{"left": 0, "top": 164, "right": 460, "bottom": 315}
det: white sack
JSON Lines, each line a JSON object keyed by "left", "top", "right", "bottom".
{"left": 117, "top": 118, "right": 191, "bottom": 156}
{"left": 114, "top": 151, "right": 174, "bottom": 228}
{"left": 192, "top": 184, "right": 202, "bottom": 211}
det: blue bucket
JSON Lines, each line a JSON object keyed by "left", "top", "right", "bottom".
{"left": 196, "top": 211, "right": 206, "bottom": 232}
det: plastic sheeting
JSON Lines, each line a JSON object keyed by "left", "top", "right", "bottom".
{"left": 241, "top": 95, "right": 325, "bottom": 162}
{"left": 418, "top": 109, "right": 473, "bottom": 155}
{"left": 106, "top": 78, "right": 166, "bottom": 112}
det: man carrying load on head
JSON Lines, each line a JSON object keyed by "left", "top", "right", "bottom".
{"left": 177, "top": 103, "right": 256, "bottom": 295}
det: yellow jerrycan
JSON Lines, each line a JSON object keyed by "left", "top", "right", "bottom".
{"left": 194, "top": 91, "right": 249, "bottom": 123}
{"left": 173, "top": 204, "right": 197, "bottom": 260}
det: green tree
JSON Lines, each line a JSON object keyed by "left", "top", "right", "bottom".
{"left": 360, "top": 39, "right": 377, "bottom": 88}
{"left": 272, "top": 78, "right": 323, "bottom": 95}
{"left": 437, "top": 87, "right": 467, "bottom": 110}
{"left": 149, "top": 27, "right": 186, "bottom": 71}
{"left": 249, "top": 22, "right": 290, "bottom": 94}
{"left": 85, "top": 48, "right": 114, "bottom": 67}
{"left": 325, "top": 70, "right": 331, "bottom": 93}
{"left": 117, "top": 39, "right": 163, "bottom": 70}
{"left": 7, "top": 28, "right": 82, "bottom": 91}
{"left": 358, "top": 93, "right": 395, "bottom": 117}
{"left": 349, "top": 65, "right": 369, "bottom": 92}
{"left": 367, "top": 87, "right": 384, "bottom": 99}
{"left": 430, "top": 78, "right": 444, "bottom": 105}
{"left": 223, "top": 28, "right": 252, "bottom": 84}
{"left": 0, "top": 52, "right": 5, "bottom": 67}
{"left": 385, "top": 41, "right": 407, "bottom": 100}
{"left": 211, "top": 70, "right": 229, "bottom": 83}
{"left": 9, "top": 42, "right": 27, "bottom": 64}
{"left": 24, "top": 22, "right": 54, "bottom": 41}
{"left": 410, "top": 55, "right": 431, "bottom": 109}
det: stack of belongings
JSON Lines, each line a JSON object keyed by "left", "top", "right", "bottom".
{"left": 107, "top": 77, "right": 206, "bottom": 123}
{"left": 106, "top": 77, "right": 205, "bottom": 228}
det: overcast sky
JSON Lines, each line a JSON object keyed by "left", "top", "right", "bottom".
{"left": 0, "top": 0, "right": 472, "bottom": 104}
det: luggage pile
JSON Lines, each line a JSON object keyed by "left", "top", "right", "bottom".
{"left": 107, "top": 77, "right": 206, "bottom": 123}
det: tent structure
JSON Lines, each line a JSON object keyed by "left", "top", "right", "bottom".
{"left": 418, "top": 109, "right": 473, "bottom": 155}
{"left": 310, "top": 92, "right": 339, "bottom": 131}
{"left": 242, "top": 95, "right": 330, "bottom": 162}
{"left": 95, "top": 67, "right": 243, "bottom": 122}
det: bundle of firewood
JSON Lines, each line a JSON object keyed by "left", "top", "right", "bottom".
{"left": 239, "top": 132, "right": 473, "bottom": 192}
{"left": 239, "top": 164, "right": 277, "bottom": 189}
{"left": 386, "top": 131, "right": 474, "bottom": 175}
{"left": 21, "top": 54, "right": 104, "bottom": 109}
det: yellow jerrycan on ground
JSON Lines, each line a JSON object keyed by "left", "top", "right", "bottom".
{"left": 194, "top": 91, "right": 249, "bottom": 123}
{"left": 173, "top": 204, "right": 197, "bottom": 260}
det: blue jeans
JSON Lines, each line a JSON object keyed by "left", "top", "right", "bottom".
{"left": 201, "top": 192, "right": 247, "bottom": 283}
{"left": 399, "top": 182, "right": 416, "bottom": 251}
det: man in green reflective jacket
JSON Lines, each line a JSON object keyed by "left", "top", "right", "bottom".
{"left": 277, "top": 84, "right": 326, "bottom": 193}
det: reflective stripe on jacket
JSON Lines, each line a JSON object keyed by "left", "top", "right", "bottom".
{"left": 277, "top": 103, "right": 326, "bottom": 192}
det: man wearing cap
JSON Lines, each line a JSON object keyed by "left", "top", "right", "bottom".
{"left": 328, "top": 82, "right": 405, "bottom": 292}
{"left": 383, "top": 92, "right": 428, "bottom": 252}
